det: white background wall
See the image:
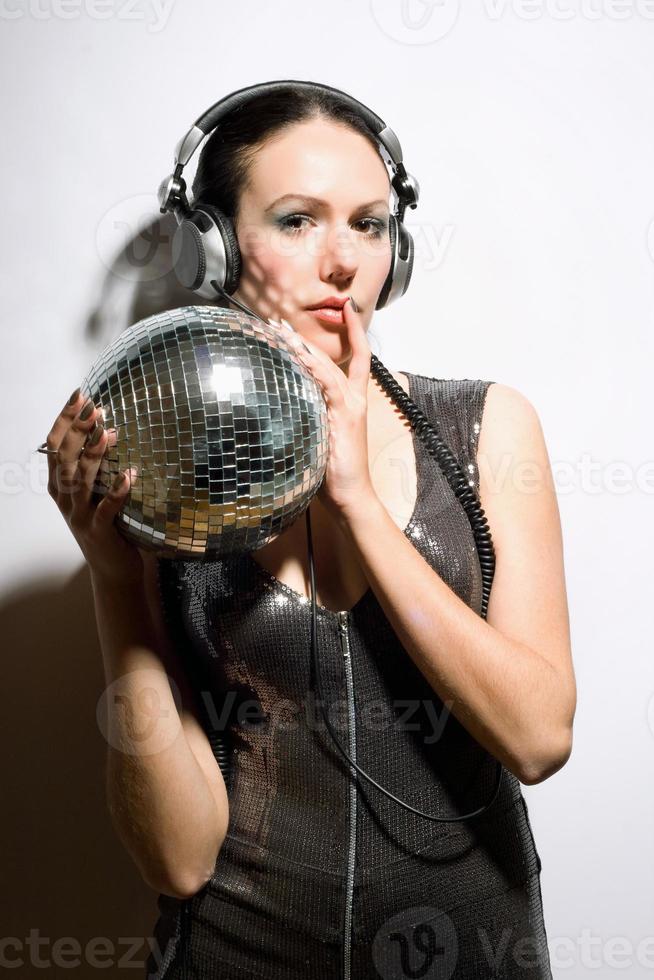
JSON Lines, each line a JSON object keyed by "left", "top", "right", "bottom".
{"left": 1, "top": 1, "right": 653, "bottom": 976}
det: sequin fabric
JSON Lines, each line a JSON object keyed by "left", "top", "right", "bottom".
{"left": 145, "top": 373, "right": 553, "bottom": 979}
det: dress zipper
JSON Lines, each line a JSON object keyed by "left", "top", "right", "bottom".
{"left": 338, "top": 610, "right": 357, "bottom": 980}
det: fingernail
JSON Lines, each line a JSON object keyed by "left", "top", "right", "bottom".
{"left": 79, "top": 399, "right": 95, "bottom": 421}
{"left": 348, "top": 296, "right": 359, "bottom": 313}
{"left": 68, "top": 386, "right": 81, "bottom": 405}
{"left": 112, "top": 471, "right": 126, "bottom": 490}
{"left": 285, "top": 330, "right": 311, "bottom": 355}
{"left": 279, "top": 318, "right": 296, "bottom": 333}
{"left": 88, "top": 423, "right": 104, "bottom": 446}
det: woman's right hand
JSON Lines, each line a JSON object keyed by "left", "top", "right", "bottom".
{"left": 46, "top": 386, "right": 145, "bottom": 585}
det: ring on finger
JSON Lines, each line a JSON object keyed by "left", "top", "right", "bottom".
{"left": 36, "top": 442, "right": 59, "bottom": 457}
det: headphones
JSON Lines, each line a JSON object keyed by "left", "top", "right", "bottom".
{"left": 157, "top": 79, "right": 420, "bottom": 310}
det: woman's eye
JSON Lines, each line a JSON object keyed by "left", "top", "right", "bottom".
{"left": 277, "top": 214, "right": 387, "bottom": 239}
{"left": 279, "top": 214, "right": 311, "bottom": 232}
{"left": 356, "top": 218, "right": 386, "bottom": 239}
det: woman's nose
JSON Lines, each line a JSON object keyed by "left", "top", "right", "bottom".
{"left": 318, "top": 225, "right": 359, "bottom": 279}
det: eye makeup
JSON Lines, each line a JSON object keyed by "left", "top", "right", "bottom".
{"left": 275, "top": 213, "right": 388, "bottom": 239}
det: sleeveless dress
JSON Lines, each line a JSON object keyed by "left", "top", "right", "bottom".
{"left": 145, "top": 373, "right": 553, "bottom": 980}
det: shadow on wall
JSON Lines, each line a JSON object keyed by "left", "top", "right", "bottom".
{"left": 85, "top": 210, "right": 225, "bottom": 348}
{"left": 3, "top": 219, "right": 208, "bottom": 977}
{"left": 0, "top": 565, "right": 165, "bottom": 978}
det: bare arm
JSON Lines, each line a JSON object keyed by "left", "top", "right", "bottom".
{"left": 45, "top": 386, "right": 228, "bottom": 898}
{"left": 95, "top": 553, "right": 230, "bottom": 899}
{"left": 335, "top": 383, "right": 576, "bottom": 785}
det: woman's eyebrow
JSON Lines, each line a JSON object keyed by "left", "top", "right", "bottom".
{"left": 264, "top": 194, "right": 388, "bottom": 213}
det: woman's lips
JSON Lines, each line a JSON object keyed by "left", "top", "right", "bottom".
{"left": 306, "top": 307, "right": 345, "bottom": 325}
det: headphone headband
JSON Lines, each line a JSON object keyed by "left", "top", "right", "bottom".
{"left": 177, "top": 79, "right": 401, "bottom": 165}
{"left": 159, "top": 79, "right": 419, "bottom": 218}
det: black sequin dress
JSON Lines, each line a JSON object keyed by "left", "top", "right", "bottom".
{"left": 145, "top": 373, "right": 553, "bottom": 979}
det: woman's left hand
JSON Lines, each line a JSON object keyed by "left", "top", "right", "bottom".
{"left": 280, "top": 297, "right": 379, "bottom": 523}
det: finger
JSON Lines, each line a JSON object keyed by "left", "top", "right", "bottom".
{"left": 293, "top": 341, "right": 348, "bottom": 409}
{"left": 93, "top": 466, "right": 137, "bottom": 531}
{"left": 47, "top": 390, "right": 98, "bottom": 501}
{"left": 342, "top": 297, "right": 371, "bottom": 391}
{"left": 54, "top": 399, "right": 103, "bottom": 505}
{"left": 45, "top": 387, "right": 86, "bottom": 496}
{"left": 70, "top": 421, "right": 109, "bottom": 517}
{"left": 279, "top": 320, "right": 350, "bottom": 406}
{"left": 278, "top": 318, "right": 314, "bottom": 356}
{"left": 281, "top": 321, "right": 337, "bottom": 371}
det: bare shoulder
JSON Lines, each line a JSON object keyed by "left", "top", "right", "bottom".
{"left": 477, "top": 381, "right": 551, "bottom": 520}
{"left": 480, "top": 381, "right": 540, "bottom": 428}
{"left": 477, "top": 382, "right": 547, "bottom": 470}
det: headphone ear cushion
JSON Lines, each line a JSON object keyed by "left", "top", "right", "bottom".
{"left": 197, "top": 204, "right": 242, "bottom": 295}
{"left": 398, "top": 221, "right": 414, "bottom": 293}
{"left": 376, "top": 214, "right": 397, "bottom": 310}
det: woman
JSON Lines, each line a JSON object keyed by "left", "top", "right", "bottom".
{"left": 45, "top": 84, "right": 576, "bottom": 978}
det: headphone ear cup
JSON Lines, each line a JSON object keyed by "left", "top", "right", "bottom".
{"left": 375, "top": 214, "right": 415, "bottom": 310}
{"left": 171, "top": 203, "right": 242, "bottom": 298}
{"left": 375, "top": 214, "right": 397, "bottom": 311}
{"left": 199, "top": 204, "right": 242, "bottom": 295}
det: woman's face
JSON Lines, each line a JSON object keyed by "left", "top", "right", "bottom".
{"left": 229, "top": 117, "right": 393, "bottom": 367}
